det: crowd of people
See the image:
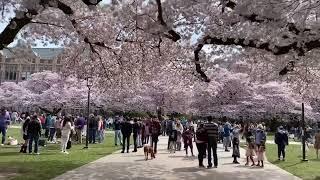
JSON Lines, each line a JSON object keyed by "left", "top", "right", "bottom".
{"left": 0, "top": 108, "right": 320, "bottom": 167}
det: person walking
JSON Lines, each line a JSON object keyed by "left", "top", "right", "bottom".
{"left": 27, "top": 115, "right": 42, "bottom": 155}
{"left": 114, "top": 117, "right": 122, "bottom": 146}
{"left": 204, "top": 116, "right": 219, "bottom": 168}
{"left": 274, "top": 126, "right": 289, "bottom": 161}
{"left": 132, "top": 118, "right": 139, "bottom": 152}
{"left": 150, "top": 118, "right": 161, "bottom": 154}
{"left": 196, "top": 123, "right": 207, "bottom": 168}
{"left": 223, "top": 122, "right": 232, "bottom": 152}
{"left": 61, "top": 117, "right": 73, "bottom": 154}
{"left": 0, "top": 109, "right": 8, "bottom": 146}
{"left": 121, "top": 118, "right": 132, "bottom": 153}
{"left": 314, "top": 129, "right": 320, "bottom": 159}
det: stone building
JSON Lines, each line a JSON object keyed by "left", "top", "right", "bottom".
{"left": 0, "top": 41, "right": 64, "bottom": 84}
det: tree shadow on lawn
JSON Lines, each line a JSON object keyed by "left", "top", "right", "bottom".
{"left": 0, "top": 160, "right": 86, "bottom": 180}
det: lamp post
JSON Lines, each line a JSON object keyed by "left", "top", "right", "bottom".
{"left": 84, "top": 76, "right": 93, "bottom": 149}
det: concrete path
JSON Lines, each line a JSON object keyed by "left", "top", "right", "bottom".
{"left": 54, "top": 136, "right": 301, "bottom": 180}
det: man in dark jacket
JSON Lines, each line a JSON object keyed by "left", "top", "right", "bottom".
{"left": 196, "top": 123, "right": 208, "bottom": 167}
{"left": 150, "top": 118, "right": 161, "bottom": 154}
{"left": 121, "top": 118, "right": 132, "bottom": 153}
{"left": 275, "top": 126, "right": 289, "bottom": 161}
{"left": 204, "top": 116, "right": 219, "bottom": 168}
{"left": 88, "top": 114, "right": 98, "bottom": 144}
{"left": 166, "top": 118, "right": 174, "bottom": 150}
{"left": 132, "top": 118, "right": 140, "bottom": 152}
{"left": 28, "top": 115, "right": 42, "bottom": 154}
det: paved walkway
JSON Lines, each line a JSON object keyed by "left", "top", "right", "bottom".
{"left": 54, "top": 136, "right": 300, "bottom": 180}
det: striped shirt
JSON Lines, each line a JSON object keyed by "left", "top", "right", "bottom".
{"left": 204, "top": 122, "right": 218, "bottom": 139}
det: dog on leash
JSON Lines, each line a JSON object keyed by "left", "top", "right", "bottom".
{"left": 144, "top": 144, "right": 155, "bottom": 160}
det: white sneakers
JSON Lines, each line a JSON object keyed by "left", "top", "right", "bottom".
{"left": 61, "top": 151, "right": 69, "bottom": 154}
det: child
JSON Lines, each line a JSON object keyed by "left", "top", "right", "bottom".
{"left": 245, "top": 132, "right": 255, "bottom": 166}
{"left": 182, "top": 126, "right": 194, "bottom": 156}
{"left": 257, "top": 141, "right": 266, "bottom": 168}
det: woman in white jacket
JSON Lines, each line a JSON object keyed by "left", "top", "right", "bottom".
{"left": 61, "top": 117, "right": 74, "bottom": 154}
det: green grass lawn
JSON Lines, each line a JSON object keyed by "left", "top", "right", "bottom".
{"left": 266, "top": 144, "right": 320, "bottom": 180}
{"left": 0, "top": 128, "right": 120, "bottom": 180}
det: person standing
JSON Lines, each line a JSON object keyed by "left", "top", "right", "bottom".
{"left": 48, "top": 116, "right": 56, "bottom": 143}
{"left": 97, "top": 116, "right": 105, "bottom": 144}
{"left": 114, "top": 118, "right": 122, "bottom": 146}
{"left": 255, "top": 124, "right": 266, "bottom": 166}
{"left": 183, "top": 126, "right": 194, "bottom": 156}
{"left": 75, "top": 116, "right": 85, "bottom": 144}
{"left": 150, "top": 118, "right": 161, "bottom": 154}
{"left": 223, "top": 122, "right": 232, "bottom": 152}
{"left": 196, "top": 123, "right": 207, "bottom": 168}
{"left": 88, "top": 114, "right": 98, "bottom": 144}
{"left": 27, "top": 115, "right": 42, "bottom": 155}
{"left": 232, "top": 125, "right": 240, "bottom": 164}
{"left": 20, "top": 116, "right": 30, "bottom": 153}
{"left": 314, "top": 129, "right": 320, "bottom": 159}
{"left": 137, "top": 120, "right": 143, "bottom": 148}
{"left": 166, "top": 118, "right": 174, "bottom": 150}
{"left": 204, "top": 116, "right": 219, "bottom": 168}
{"left": 176, "top": 121, "right": 184, "bottom": 151}
{"left": 274, "top": 126, "right": 289, "bottom": 161}
{"left": 11, "top": 111, "right": 18, "bottom": 124}
{"left": 132, "top": 118, "right": 139, "bottom": 152}
{"left": 0, "top": 109, "right": 8, "bottom": 146}
{"left": 44, "top": 114, "right": 52, "bottom": 138}
{"left": 121, "top": 118, "right": 132, "bottom": 153}
{"left": 61, "top": 117, "right": 73, "bottom": 154}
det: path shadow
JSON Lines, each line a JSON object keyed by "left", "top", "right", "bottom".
{"left": 172, "top": 166, "right": 205, "bottom": 173}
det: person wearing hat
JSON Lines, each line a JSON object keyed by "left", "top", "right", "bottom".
{"left": 274, "top": 126, "right": 289, "bottom": 161}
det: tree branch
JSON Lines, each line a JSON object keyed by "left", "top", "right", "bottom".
{"left": 155, "top": 0, "right": 181, "bottom": 42}
{"left": 0, "top": 0, "right": 73, "bottom": 50}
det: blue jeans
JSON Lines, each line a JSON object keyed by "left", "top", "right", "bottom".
{"left": 29, "top": 135, "right": 39, "bottom": 153}
{"left": 114, "top": 130, "right": 122, "bottom": 145}
{"left": 89, "top": 128, "right": 96, "bottom": 143}
{"left": 0, "top": 126, "right": 6, "bottom": 144}
{"left": 48, "top": 128, "right": 56, "bottom": 141}
{"left": 98, "top": 130, "right": 104, "bottom": 143}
